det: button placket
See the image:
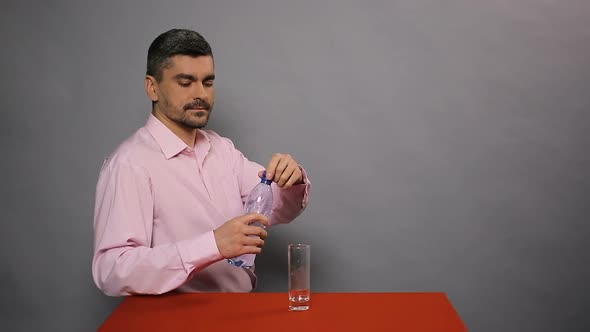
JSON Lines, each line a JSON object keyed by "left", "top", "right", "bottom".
{"left": 186, "top": 148, "right": 212, "bottom": 201}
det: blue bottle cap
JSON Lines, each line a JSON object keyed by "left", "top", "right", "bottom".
{"left": 261, "top": 171, "right": 272, "bottom": 185}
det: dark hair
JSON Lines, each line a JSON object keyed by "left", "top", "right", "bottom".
{"left": 146, "top": 29, "right": 213, "bottom": 81}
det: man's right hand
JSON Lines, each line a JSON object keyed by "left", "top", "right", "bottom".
{"left": 213, "top": 213, "right": 269, "bottom": 259}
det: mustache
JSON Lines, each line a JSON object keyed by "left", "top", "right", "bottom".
{"left": 184, "top": 99, "right": 211, "bottom": 111}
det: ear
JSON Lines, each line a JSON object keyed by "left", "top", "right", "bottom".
{"left": 145, "top": 75, "right": 159, "bottom": 102}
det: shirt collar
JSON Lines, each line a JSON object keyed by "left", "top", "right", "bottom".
{"left": 144, "top": 114, "right": 191, "bottom": 159}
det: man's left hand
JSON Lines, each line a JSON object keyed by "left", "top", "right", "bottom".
{"left": 258, "top": 153, "right": 304, "bottom": 189}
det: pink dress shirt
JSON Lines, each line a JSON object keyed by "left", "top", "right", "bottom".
{"left": 92, "top": 114, "right": 310, "bottom": 296}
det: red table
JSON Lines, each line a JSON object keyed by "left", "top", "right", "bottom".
{"left": 99, "top": 292, "right": 467, "bottom": 331}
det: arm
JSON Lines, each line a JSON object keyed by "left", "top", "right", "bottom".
{"left": 268, "top": 164, "right": 310, "bottom": 225}
{"left": 92, "top": 162, "right": 221, "bottom": 296}
{"left": 226, "top": 139, "right": 311, "bottom": 226}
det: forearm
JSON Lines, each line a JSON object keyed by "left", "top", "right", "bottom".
{"left": 270, "top": 168, "right": 311, "bottom": 225}
{"left": 227, "top": 138, "right": 311, "bottom": 225}
{"left": 92, "top": 231, "right": 221, "bottom": 296}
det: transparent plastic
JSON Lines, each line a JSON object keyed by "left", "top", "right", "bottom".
{"left": 227, "top": 172, "right": 273, "bottom": 268}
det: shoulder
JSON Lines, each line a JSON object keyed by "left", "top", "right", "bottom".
{"left": 100, "top": 128, "right": 159, "bottom": 176}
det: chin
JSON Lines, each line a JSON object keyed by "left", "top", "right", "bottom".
{"left": 185, "top": 119, "right": 209, "bottom": 129}
{"left": 182, "top": 112, "right": 210, "bottom": 129}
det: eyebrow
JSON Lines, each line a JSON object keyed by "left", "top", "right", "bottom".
{"left": 174, "top": 73, "right": 196, "bottom": 81}
{"left": 174, "top": 73, "right": 216, "bottom": 81}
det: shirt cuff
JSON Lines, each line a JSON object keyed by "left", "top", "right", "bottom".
{"left": 175, "top": 231, "right": 223, "bottom": 274}
{"left": 298, "top": 165, "right": 311, "bottom": 209}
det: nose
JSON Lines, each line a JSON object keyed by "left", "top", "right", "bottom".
{"left": 193, "top": 82, "right": 207, "bottom": 101}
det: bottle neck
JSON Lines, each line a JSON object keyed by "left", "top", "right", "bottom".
{"left": 260, "top": 171, "right": 272, "bottom": 185}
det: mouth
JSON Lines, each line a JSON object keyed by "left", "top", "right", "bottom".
{"left": 187, "top": 108, "right": 209, "bottom": 116}
{"left": 184, "top": 98, "right": 211, "bottom": 113}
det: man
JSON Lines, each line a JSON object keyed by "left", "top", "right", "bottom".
{"left": 92, "top": 29, "right": 310, "bottom": 296}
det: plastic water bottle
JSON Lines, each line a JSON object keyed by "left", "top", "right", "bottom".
{"left": 227, "top": 171, "right": 273, "bottom": 268}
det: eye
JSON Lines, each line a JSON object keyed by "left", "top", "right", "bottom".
{"left": 204, "top": 80, "right": 214, "bottom": 87}
{"left": 179, "top": 81, "right": 191, "bottom": 87}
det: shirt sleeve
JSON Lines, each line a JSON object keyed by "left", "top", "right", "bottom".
{"left": 225, "top": 138, "right": 311, "bottom": 226}
{"left": 269, "top": 165, "right": 311, "bottom": 225}
{"left": 92, "top": 161, "right": 222, "bottom": 296}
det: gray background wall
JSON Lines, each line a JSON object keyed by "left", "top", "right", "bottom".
{"left": 1, "top": 0, "right": 589, "bottom": 331}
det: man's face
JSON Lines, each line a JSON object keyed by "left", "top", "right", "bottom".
{"left": 150, "top": 55, "right": 215, "bottom": 129}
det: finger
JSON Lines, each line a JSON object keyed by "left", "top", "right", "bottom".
{"left": 277, "top": 163, "right": 297, "bottom": 187}
{"left": 283, "top": 167, "right": 303, "bottom": 189}
{"left": 273, "top": 157, "right": 290, "bottom": 183}
{"left": 250, "top": 221, "right": 267, "bottom": 230}
{"left": 242, "top": 212, "right": 270, "bottom": 228}
{"left": 243, "top": 236, "right": 265, "bottom": 247}
{"left": 242, "top": 246, "right": 263, "bottom": 255}
{"left": 265, "top": 154, "right": 283, "bottom": 181}
{"left": 244, "top": 225, "right": 268, "bottom": 239}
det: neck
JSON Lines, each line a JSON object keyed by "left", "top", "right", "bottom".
{"left": 151, "top": 110, "right": 197, "bottom": 147}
